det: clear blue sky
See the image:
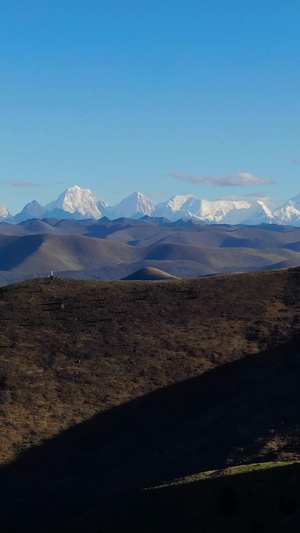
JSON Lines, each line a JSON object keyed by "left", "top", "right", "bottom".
{"left": 0, "top": 0, "right": 299, "bottom": 213}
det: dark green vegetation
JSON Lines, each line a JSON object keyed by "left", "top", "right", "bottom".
{"left": 1, "top": 268, "right": 300, "bottom": 530}
{"left": 2, "top": 217, "right": 300, "bottom": 283}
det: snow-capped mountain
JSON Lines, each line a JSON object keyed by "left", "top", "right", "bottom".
{"left": 0, "top": 204, "right": 13, "bottom": 222}
{"left": 6, "top": 185, "right": 300, "bottom": 226}
{"left": 108, "top": 192, "right": 155, "bottom": 219}
{"left": 14, "top": 201, "right": 46, "bottom": 223}
{"left": 153, "top": 195, "right": 201, "bottom": 220}
{"left": 153, "top": 195, "right": 275, "bottom": 225}
{"left": 240, "top": 201, "right": 277, "bottom": 225}
{"left": 273, "top": 194, "right": 300, "bottom": 225}
{"left": 45, "top": 185, "right": 108, "bottom": 219}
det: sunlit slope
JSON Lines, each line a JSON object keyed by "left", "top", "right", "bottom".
{"left": 0, "top": 232, "right": 299, "bottom": 277}
{"left": 122, "top": 266, "right": 179, "bottom": 280}
{"left": 1, "top": 267, "right": 300, "bottom": 464}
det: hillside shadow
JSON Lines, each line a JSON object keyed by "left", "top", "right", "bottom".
{"left": 0, "top": 234, "right": 44, "bottom": 270}
{"left": 84, "top": 223, "right": 129, "bottom": 239}
{"left": 1, "top": 335, "right": 300, "bottom": 530}
{"left": 88, "top": 462, "right": 300, "bottom": 533}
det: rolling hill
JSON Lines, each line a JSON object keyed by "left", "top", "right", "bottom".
{"left": 1, "top": 218, "right": 300, "bottom": 284}
{"left": 122, "top": 266, "right": 179, "bottom": 280}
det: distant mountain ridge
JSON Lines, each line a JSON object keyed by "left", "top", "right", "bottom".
{"left": 2, "top": 185, "right": 300, "bottom": 225}
{"left": 1, "top": 216, "right": 300, "bottom": 285}
{"left": 273, "top": 193, "right": 300, "bottom": 225}
{"left": 153, "top": 195, "right": 276, "bottom": 225}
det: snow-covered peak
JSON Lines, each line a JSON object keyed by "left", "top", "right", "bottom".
{"left": 109, "top": 192, "right": 155, "bottom": 219}
{"left": 273, "top": 196, "right": 300, "bottom": 225}
{"left": 272, "top": 192, "right": 300, "bottom": 225}
{"left": 5, "top": 185, "right": 300, "bottom": 225}
{"left": 46, "top": 185, "right": 107, "bottom": 219}
{"left": 152, "top": 195, "right": 276, "bottom": 224}
{"left": 257, "top": 200, "right": 274, "bottom": 219}
{"left": 200, "top": 199, "right": 252, "bottom": 222}
{"left": 165, "top": 195, "right": 198, "bottom": 213}
{"left": 153, "top": 195, "right": 200, "bottom": 218}
{"left": 0, "top": 204, "right": 11, "bottom": 221}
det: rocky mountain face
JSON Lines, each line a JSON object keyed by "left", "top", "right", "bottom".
{"left": 0, "top": 204, "right": 13, "bottom": 222}
{"left": 2, "top": 185, "right": 300, "bottom": 225}
{"left": 45, "top": 185, "right": 107, "bottom": 220}
{"left": 108, "top": 192, "right": 155, "bottom": 219}
{"left": 273, "top": 193, "right": 300, "bottom": 225}
{"left": 14, "top": 201, "right": 46, "bottom": 223}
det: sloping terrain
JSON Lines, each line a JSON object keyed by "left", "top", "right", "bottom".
{"left": 1, "top": 268, "right": 300, "bottom": 463}
{"left": 55, "top": 259, "right": 214, "bottom": 281}
{"left": 0, "top": 269, "right": 300, "bottom": 529}
{"left": 90, "top": 462, "right": 300, "bottom": 532}
{"left": 0, "top": 233, "right": 140, "bottom": 273}
{"left": 1, "top": 222, "right": 300, "bottom": 284}
{"left": 122, "top": 266, "right": 179, "bottom": 280}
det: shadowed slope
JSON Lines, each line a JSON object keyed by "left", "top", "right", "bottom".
{"left": 0, "top": 233, "right": 140, "bottom": 272}
{"left": 143, "top": 242, "right": 300, "bottom": 270}
{"left": 88, "top": 462, "right": 300, "bottom": 532}
{"left": 1, "top": 336, "right": 300, "bottom": 530}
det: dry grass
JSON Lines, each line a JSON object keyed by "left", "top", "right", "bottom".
{"left": 0, "top": 268, "right": 300, "bottom": 464}
{"left": 0, "top": 268, "right": 300, "bottom": 530}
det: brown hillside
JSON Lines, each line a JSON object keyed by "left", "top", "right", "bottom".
{"left": 1, "top": 267, "right": 300, "bottom": 465}
{"left": 0, "top": 268, "right": 300, "bottom": 529}
{"left": 0, "top": 233, "right": 140, "bottom": 273}
{"left": 1, "top": 228, "right": 300, "bottom": 282}
{"left": 122, "top": 266, "right": 179, "bottom": 280}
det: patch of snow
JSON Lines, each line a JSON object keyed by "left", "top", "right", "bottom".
{"left": 109, "top": 192, "right": 155, "bottom": 219}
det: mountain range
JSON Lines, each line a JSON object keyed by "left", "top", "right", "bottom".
{"left": 2, "top": 185, "right": 300, "bottom": 225}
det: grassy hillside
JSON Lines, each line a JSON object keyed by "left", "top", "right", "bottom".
{"left": 1, "top": 268, "right": 300, "bottom": 529}
{"left": 0, "top": 267, "right": 300, "bottom": 462}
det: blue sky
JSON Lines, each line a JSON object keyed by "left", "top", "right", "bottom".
{"left": 0, "top": 0, "right": 300, "bottom": 213}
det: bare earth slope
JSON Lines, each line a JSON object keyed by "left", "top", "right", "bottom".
{"left": 2, "top": 220, "right": 300, "bottom": 285}
{"left": 0, "top": 233, "right": 140, "bottom": 272}
{"left": 122, "top": 266, "right": 179, "bottom": 280}
{"left": 0, "top": 231, "right": 300, "bottom": 283}
{"left": 1, "top": 269, "right": 300, "bottom": 529}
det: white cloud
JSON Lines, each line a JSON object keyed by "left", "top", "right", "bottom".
{"left": 1, "top": 179, "right": 39, "bottom": 188}
{"left": 171, "top": 171, "right": 275, "bottom": 186}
